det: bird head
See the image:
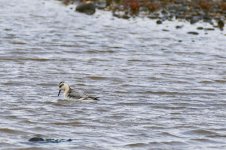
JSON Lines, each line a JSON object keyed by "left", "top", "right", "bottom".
{"left": 58, "top": 81, "right": 70, "bottom": 96}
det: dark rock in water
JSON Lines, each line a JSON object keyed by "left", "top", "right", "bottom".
{"left": 112, "top": 13, "right": 130, "bottom": 20}
{"left": 205, "top": 28, "right": 215, "bottom": 31}
{"left": 197, "top": 27, "right": 204, "bottom": 30}
{"left": 161, "top": 10, "right": 168, "bottom": 15}
{"left": 29, "top": 137, "right": 45, "bottom": 142}
{"left": 76, "top": 3, "right": 96, "bottom": 15}
{"left": 67, "top": 139, "right": 72, "bottom": 142}
{"left": 203, "top": 15, "right": 212, "bottom": 24}
{"left": 156, "top": 20, "right": 162, "bottom": 24}
{"left": 122, "top": 15, "right": 130, "bottom": 20}
{"left": 148, "top": 14, "right": 160, "bottom": 20}
{"left": 162, "top": 29, "right": 169, "bottom": 32}
{"left": 187, "top": 31, "right": 199, "bottom": 35}
{"left": 29, "top": 137, "right": 72, "bottom": 143}
{"left": 175, "top": 25, "right": 183, "bottom": 29}
{"left": 218, "top": 20, "right": 224, "bottom": 31}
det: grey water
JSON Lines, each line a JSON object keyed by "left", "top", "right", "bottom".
{"left": 0, "top": 0, "right": 226, "bottom": 149}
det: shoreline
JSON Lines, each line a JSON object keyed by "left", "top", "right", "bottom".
{"left": 59, "top": 0, "right": 225, "bottom": 30}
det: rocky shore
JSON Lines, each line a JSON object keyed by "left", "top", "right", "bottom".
{"left": 59, "top": 0, "right": 225, "bottom": 30}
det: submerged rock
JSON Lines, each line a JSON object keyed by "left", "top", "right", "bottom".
{"left": 218, "top": 20, "right": 224, "bottom": 31}
{"left": 29, "top": 137, "right": 44, "bottom": 142}
{"left": 76, "top": 2, "right": 96, "bottom": 15}
{"left": 156, "top": 20, "right": 162, "bottom": 24}
{"left": 175, "top": 25, "right": 183, "bottom": 29}
{"left": 187, "top": 31, "right": 199, "bottom": 35}
{"left": 205, "top": 28, "right": 215, "bottom": 31}
{"left": 197, "top": 27, "right": 204, "bottom": 30}
{"left": 29, "top": 137, "right": 72, "bottom": 143}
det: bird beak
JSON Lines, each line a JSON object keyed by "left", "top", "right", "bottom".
{"left": 58, "top": 90, "right": 61, "bottom": 96}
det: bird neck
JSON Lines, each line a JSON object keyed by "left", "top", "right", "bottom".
{"left": 64, "top": 85, "right": 71, "bottom": 96}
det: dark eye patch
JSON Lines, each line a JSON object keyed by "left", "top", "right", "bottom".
{"left": 59, "top": 83, "right": 64, "bottom": 88}
{"left": 59, "top": 81, "right": 64, "bottom": 85}
{"left": 59, "top": 81, "right": 64, "bottom": 87}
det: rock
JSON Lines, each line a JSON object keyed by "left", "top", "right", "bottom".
{"left": 203, "top": 15, "right": 212, "bottom": 24}
{"left": 112, "top": 13, "right": 130, "bottom": 19}
{"left": 162, "top": 29, "right": 169, "bottom": 32}
{"left": 218, "top": 20, "right": 224, "bottom": 31}
{"left": 29, "top": 137, "right": 44, "bottom": 142}
{"left": 205, "top": 28, "right": 215, "bottom": 31}
{"left": 187, "top": 31, "right": 199, "bottom": 35}
{"left": 197, "top": 27, "right": 204, "bottom": 30}
{"left": 175, "top": 25, "right": 183, "bottom": 29}
{"left": 28, "top": 137, "right": 73, "bottom": 143}
{"left": 76, "top": 3, "right": 96, "bottom": 15}
{"left": 161, "top": 10, "right": 168, "bottom": 15}
{"left": 148, "top": 13, "right": 160, "bottom": 19}
{"left": 122, "top": 15, "right": 130, "bottom": 20}
{"left": 156, "top": 20, "right": 162, "bottom": 24}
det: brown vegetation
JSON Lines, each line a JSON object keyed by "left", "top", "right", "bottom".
{"left": 146, "top": 2, "right": 161, "bottom": 12}
{"left": 198, "top": 0, "right": 212, "bottom": 11}
{"left": 220, "top": 2, "right": 226, "bottom": 11}
{"left": 124, "top": 0, "right": 140, "bottom": 15}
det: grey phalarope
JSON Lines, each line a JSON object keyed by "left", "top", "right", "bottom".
{"left": 58, "top": 81, "right": 98, "bottom": 100}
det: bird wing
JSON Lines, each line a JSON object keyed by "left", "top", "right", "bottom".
{"left": 69, "top": 88, "right": 98, "bottom": 100}
{"left": 68, "top": 88, "right": 86, "bottom": 99}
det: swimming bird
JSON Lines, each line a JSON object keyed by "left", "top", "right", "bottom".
{"left": 58, "top": 81, "right": 98, "bottom": 100}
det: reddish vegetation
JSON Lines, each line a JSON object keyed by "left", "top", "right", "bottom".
{"left": 198, "top": 0, "right": 212, "bottom": 11}
{"left": 123, "top": 0, "right": 140, "bottom": 15}
{"left": 60, "top": 0, "right": 225, "bottom": 29}
{"left": 220, "top": 2, "right": 226, "bottom": 11}
{"left": 160, "top": 0, "right": 175, "bottom": 6}
{"left": 138, "top": 0, "right": 161, "bottom": 12}
{"left": 63, "top": 0, "right": 71, "bottom": 5}
{"left": 146, "top": 2, "right": 160, "bottom": 12}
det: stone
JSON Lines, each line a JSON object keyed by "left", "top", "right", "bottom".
{"left": 205, "top": 28, "right": 215, "bottom": 31}
{"left": 187, "top": 31, "right": 199, "bottom": 35}
{"left": 29, "top": 137, "right": 44, "bottom": 142}
{"left": 175, "top": 25, "right": 183, "bottom": 29}
{"left": 156, "top": 20, "right": 162, "bottom": 24}
{"left": 28, "top": 137, "right": 73, "bottom": 143}
{"left": 76, "top": 3, "right": 96, "bottom": 15}
{"left": 197, "top": 27, "right": 204, "bottom": 30}
{"left": 218, "top": 20, "right": 224, "bottom": 31}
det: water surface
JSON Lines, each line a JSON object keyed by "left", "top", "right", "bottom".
{"left": 0, "top": 0, "right": 226, "bottom": 149}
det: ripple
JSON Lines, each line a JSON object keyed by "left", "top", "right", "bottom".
{"left": 182, "top": 129, "right": 218, "bottom": 136}
{"left": 0, "top": 0, "right": 226, "bottom": 149}
{"left": 125, "top": 142, "right": 148, "bottom": 147}
{"left": 0, "top": 128, "right": 29, "bottom": 135}
{"left": 87, "top": 76, "right": 108, "bottom": 80}
{"left": 51, "top": 120, "right": 81, "bottom": 126}
{"left": 0, "top": 57, "right": 50, "bottom": 61}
